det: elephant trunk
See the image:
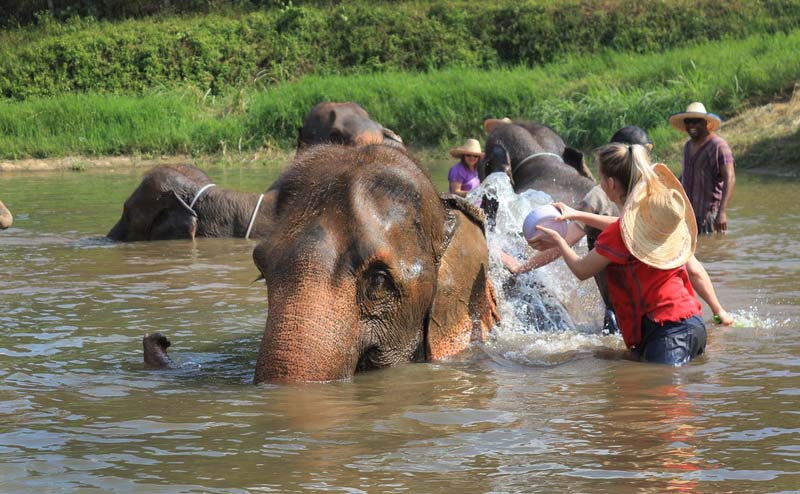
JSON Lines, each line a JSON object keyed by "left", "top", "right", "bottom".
{"left": 254, "top": 287, "right": 361, "bottom": 384}
{"left": 107, "top": 219, "right": 125, "bottom": 240}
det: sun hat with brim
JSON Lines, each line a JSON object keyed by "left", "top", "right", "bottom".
{"left": 620, "top": 163, "right": 697, "bottom": 269}
{"left": 483, "top": 117, "right": 512, "bottom": 134}
{"left": 668, "top": 102, "right": 722, "bottom": 133}
{"left": 449, "top": 138, "right": 484, "bottom": 158}
{"left": 523, "top": 204, "right": 568, "bottom": 244}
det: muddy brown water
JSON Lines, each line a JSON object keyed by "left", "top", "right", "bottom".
{"left": 0, "top": 163, "right": 798, "bottom": 493}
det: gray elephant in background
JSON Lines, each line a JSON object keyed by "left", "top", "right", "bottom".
{"left": 107, "top": 164, "right": 276, "bottom": 241}
{"left": 479, "top": 119, "right": 595, "bottom": 207}
{"left": 0, "top": 200, "right": 12, "bottom": 229}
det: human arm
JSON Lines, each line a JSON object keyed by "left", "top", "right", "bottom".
{"left": 552, "top": 202, "right": 618, "bottom": 232}
{"left": 686, "top": 255, "right": 733, "bottom": 325}
{"left": 536, "top": 225, "right": 610, "bottom": 280}
{"left": 501, "top": 248, "right": 561, "bottom": 275}
{"left": 449, "top": 181, "right": 468, "bottom": 197}
{"left": 715, "top": 161, "right": 735, "bottom": 233}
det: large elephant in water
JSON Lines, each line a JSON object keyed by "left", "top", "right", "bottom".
{"left": 145, "top": 145, "right": 499, "bottom": 383}
{"left": 0, "top": 200, "right": 12, "bottom": 229}
{"left": 107, "top": 164, "right": 275, "bottom": 241}
{"left": 478, "top": 120, "right": 595, "bottom": 207}
{"left": 297, "top": 102, "right": 404, "bottom": 150}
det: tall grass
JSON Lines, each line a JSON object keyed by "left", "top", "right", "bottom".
{"left": 1, "top": 30, "right": 798, "bottom": 161}
{"left": 3, "top": 0, "right": 800, "bottom": 100}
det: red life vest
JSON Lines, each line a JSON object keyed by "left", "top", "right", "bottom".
{"left": 595, "top": 220, "right": 702, "bottom": 349}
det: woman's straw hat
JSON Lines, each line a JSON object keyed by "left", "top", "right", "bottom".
{"left": 668, "top": 102, "right": 722, "bottom": 132}
{"left": 620, "top": 163, "right": 697, "bottom": 269}
{"left": 449, "top": 138, "right": 484, "bottom": 158}
{"left": 483, "top": 117, "right": 512, "bottom": 134}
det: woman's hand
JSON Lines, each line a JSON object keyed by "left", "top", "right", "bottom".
{"left": 500, "top": 250, "right": 523, "bottom": 275}
{"left": 551, "top": 202, "right": 578, "bottom": 221}
{"left": 713, "top": 309, "right": 734, "bottom": 326}
{"left": 535, "top": 225, "right": 569, "bottom": 253}
{"left": 528, "top": 233, "right": 557, "bottom": 251}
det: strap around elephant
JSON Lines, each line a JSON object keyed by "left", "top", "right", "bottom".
{"left": 245, "top": 193, "right": 265, "bottom": 240}
{"left": 512, "top": 152, "right": 563, "bottom": 174}
{"left": 189, "top": 183, "right": 216, "bottom": 211}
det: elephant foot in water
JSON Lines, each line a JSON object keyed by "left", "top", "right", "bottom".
{"left": 143, "top": 332, "right": 176, "bottom": 369}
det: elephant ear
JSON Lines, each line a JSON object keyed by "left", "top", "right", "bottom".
{"left": 563, "top": 147, "right": 596, "bottom": 182}
{"left": 148, "top": 191, "right": 198, "bottom": 240}
{"left": 425, "top": 195, "right": 499, "bottom": 360}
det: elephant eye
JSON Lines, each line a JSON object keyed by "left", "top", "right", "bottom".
{"left": 361, "top": 265, "right": 398, "bottom": 304}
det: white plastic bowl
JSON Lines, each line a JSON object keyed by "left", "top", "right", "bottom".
{"left": 522, "top": 204, "right": 568, "bottom": 241}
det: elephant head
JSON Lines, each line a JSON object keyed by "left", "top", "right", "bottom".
{"left": 0, "top": 200, "right": 12, "bottom": 229}
{"left": 107, "top": 165, "right": 211, "bottom": 241}
{"left": 251, "top": 144, "right": 498, "bottom": 383}
{"left": 297, "top": 102, "right": 404, "bottom": 150}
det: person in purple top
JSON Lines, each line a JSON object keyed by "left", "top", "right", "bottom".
{"left": 447, "top": 138, "right": 484, "bottom": 197}
{"left": 669, "top": 102, "right": 736, "bottom": 234}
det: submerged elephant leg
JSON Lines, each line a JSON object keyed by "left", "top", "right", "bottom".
{"left": 143, "top": 333, "right": 176, "bottom": 369}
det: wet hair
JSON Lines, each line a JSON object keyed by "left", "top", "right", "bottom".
{"left": 609, "top": 126, "right": 652, "bottom": 146}
{"left": 594, "top": 143, "right": 651, "bottom": 201}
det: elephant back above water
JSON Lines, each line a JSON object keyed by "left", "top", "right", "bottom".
{"left": 479, "top": 120, "right": 595, "bottom": 207}
{"left": 297, "top": 101, "right": 404, "bottom": 150}
{"left": 0, "top": 200, "right": 12, "bottom": 229}
{"left": 251, "top": 144, "right": 498, "bottom": 383}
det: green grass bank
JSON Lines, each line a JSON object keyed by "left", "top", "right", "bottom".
{"left": 2, "top": 30, "right": 798, "bottom": 168}
{"left": 2, "top": 0, "right": 800, "bottom": 100}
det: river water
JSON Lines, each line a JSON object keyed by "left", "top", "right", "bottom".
{"left": 0, "top": 162, "right": 798, "bottom": 493}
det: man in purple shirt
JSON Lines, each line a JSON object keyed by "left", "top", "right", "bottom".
{"left": 669, "top": 102, "right": 736, "bottom": 234}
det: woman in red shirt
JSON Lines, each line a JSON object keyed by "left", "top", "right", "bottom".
{"left": 537, "top": 143, "right": 728, "bottom": 365}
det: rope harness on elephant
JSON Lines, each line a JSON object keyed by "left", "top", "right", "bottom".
{"left": 189, "top": 183, "right": 216, "bottom": 211}
{"left": 512, "top": 152, "right": 563, "bottom": 175}
{"left": 245, "top": 193, "right": 265, "bottom": 240}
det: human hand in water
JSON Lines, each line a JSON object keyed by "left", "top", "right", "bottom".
{"left": 715, "top": 210, "right": 728, "bottom": 234}
{"left": 713, "top": 308, "right": 734, "bottom": 326}
{"left": 500, "top": 250, "right": 523, "bottom": 275}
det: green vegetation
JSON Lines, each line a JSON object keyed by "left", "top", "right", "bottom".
{"left": 2, "top": 30, "right": 799, "bottom": 163}
{"left": 2, "top": 1, "right": 800, "bottom": 100}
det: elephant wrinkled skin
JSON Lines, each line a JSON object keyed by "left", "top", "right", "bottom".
{"left": 250, "top": 144, "right": 498, "bottom": 383}
{"left": 0, "top": 200, "right": 11, "bottom": 229}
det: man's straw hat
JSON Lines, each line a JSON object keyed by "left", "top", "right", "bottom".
{"left": 483, "top": 117, "right": 512, "bottom": 134}
{"left": 620, "top": 163, "right": 697, "bottom": 269}
{"left": 449, "top": 138, "right": 484, "bottom": 158}
{"left": 668, "top": 102, "right": 722, "bottom": 132}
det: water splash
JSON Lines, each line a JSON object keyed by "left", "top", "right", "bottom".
{"left": 468, "top": 174, "right": 612, "bottom": 366}
{"left": 729, "top": 307, "right": 790, "bottom": 330}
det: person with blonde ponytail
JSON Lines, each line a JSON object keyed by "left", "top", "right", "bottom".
{"left": 537, "top": 143, "right": 731, "bottom": 365}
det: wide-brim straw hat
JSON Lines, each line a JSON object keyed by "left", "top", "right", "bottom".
{"left": 620, "top": 163, "right": 697, "bottom": 269}
{"left": 449, "top": 138, "right": 484, "bottom": 158}
{"left": 483, "top": 117, "right": 512, "bottom": 134}
{"left": 669, "top": 102, "right": 722, "bottom": 132}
